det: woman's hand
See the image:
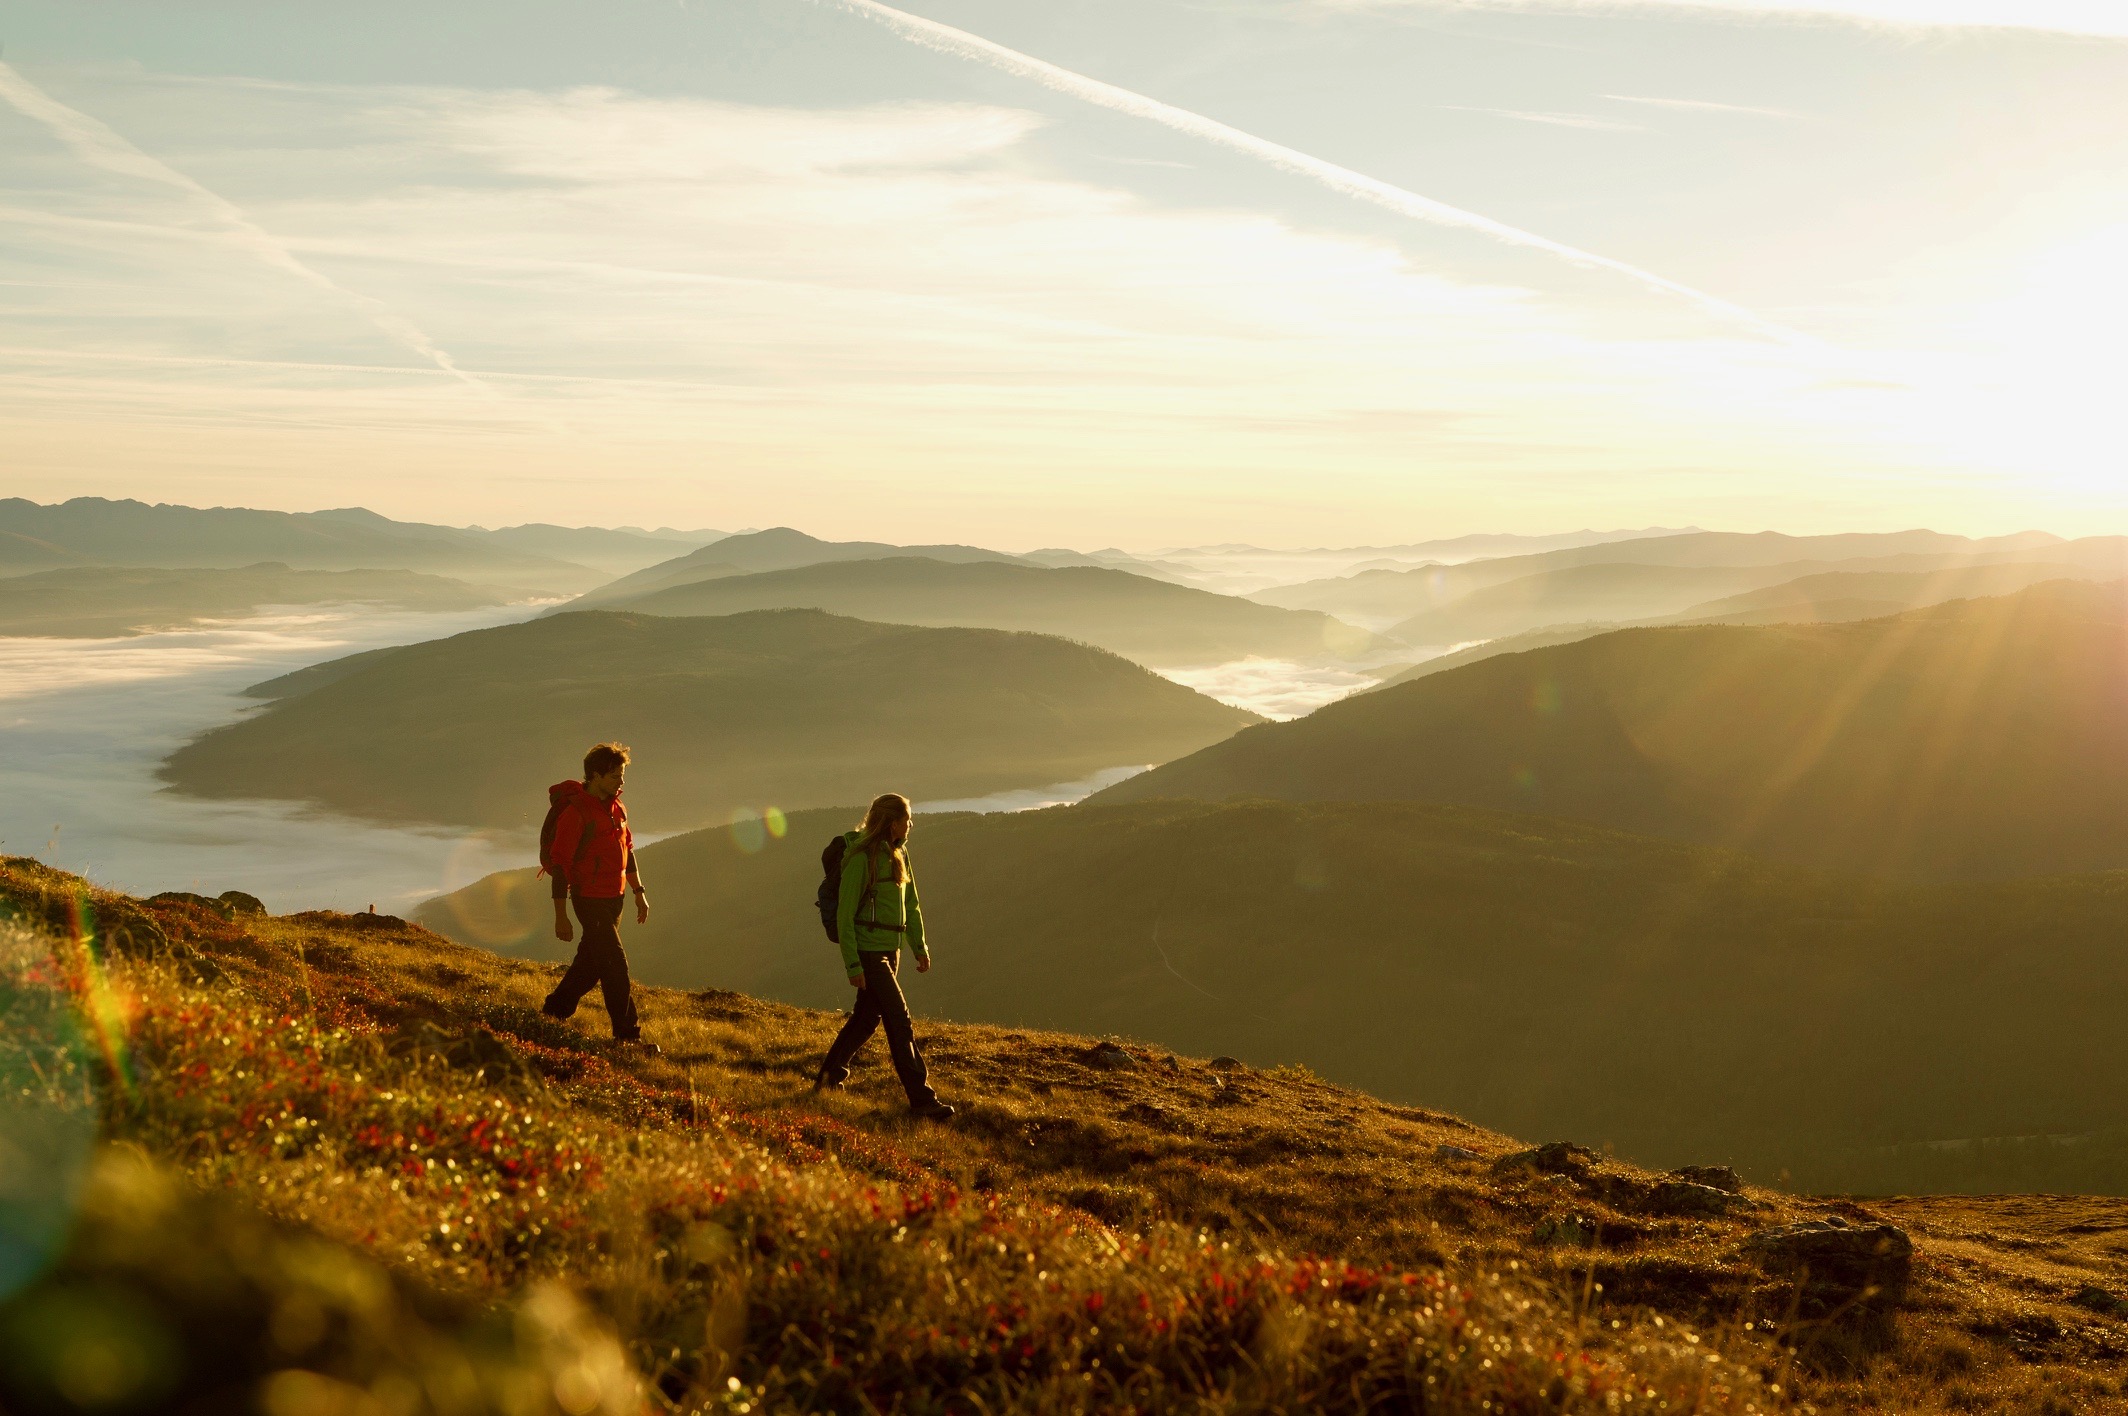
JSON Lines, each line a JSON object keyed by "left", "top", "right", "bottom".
{"left": 916, "top": 956, "right": 931, "bottom": 974}
{"left": 634, "top": 888, "right": 650, "bottom": 925}
{"left": 850, "top": 971, "right": 866, "bottom": 990}
{"left": 554, "top": 900, "right": 574, "bottom": 943}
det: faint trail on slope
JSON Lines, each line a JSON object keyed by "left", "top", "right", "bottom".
{"left": 0, "top": 61, "right": 492, "bottom": 393}
{"left": 1153, "top": 919, "right": 1276, "bottom": 1026}
{"left": 820, "top": 0, "right": 1812, "bottom": 346}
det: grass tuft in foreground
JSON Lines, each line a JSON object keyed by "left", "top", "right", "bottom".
{"left": 6, "top": 856, "right": 2127, "bottom": 1412}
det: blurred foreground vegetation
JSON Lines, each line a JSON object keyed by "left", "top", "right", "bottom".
{"left": 2, "top": 858, "right": 1810, "bottom": 1415}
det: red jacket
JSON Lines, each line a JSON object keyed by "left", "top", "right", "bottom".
{"left": 547, "top": 779, "right": 639, "bottom": 900}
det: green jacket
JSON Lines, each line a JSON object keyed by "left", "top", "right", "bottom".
{"left": 836, "top": 833, "right": 928, "bottom": 981}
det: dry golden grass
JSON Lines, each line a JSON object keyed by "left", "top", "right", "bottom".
{"left": 5, "top": 856, "right": 2127, "bottom": 1414}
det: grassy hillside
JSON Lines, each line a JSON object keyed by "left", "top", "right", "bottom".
{"left": 0, "top": 563, "right": 513, "bottom": 637}
{"left": 1252, "top": 530, "right": 2063, "bottom": 623}
{"left": 590, "top": 557, "right": 1388, "bottom": 667}
{"left": 423, "top": 797, "right": 2128, "bottom": 1194}
{"left": 161, "top": 609, "right": 1258, "bottom": 830}
{"left": 0, "top": 497, "right": 604, "bottom": 592}
{"left": 1098, "top": 581, "right": 2128, "bottom": 880}
{"left": 11, "top": 859, "right": 2128, "bottom": 1414}
{"left": 573, "top": 527, "right": 1028, "bottom": 608}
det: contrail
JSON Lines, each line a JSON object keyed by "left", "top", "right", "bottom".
{"left": 0, "top": 61, "right": 486, "bottom": 388}
{"left": 822, "top": 0, "right": 1803, "bottom": 342}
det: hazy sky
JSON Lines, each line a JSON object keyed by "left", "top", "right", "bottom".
{"left": 2, "top": 0, "right": 2122, "bottom": 546}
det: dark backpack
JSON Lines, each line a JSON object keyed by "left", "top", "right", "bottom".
{"left": 538, "top": 797, "right": 568, "bottom": 879}
{"left": 816, "top": 834, "right": 849, "bottom": 941}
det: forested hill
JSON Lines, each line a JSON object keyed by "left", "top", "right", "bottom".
{"left": 161, "top": 608, "right": 1259, "bottom": 830}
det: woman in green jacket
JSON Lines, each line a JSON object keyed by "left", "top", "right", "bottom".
{"left": 815, "top": 793, "right": 954, "bottom": 1120}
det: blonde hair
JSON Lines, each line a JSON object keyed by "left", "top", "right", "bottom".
{"left": 855, "top": 793, "right": 912, "bottom": 883}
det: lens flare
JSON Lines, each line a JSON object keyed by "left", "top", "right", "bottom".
{"left": 764, "top": 807, "right": 788, "bottom": 840}
{"left": 0, "top": 915, "right": 98, "bottom": 1301}
{"left": 728, "top": 809, "right": 767, "bottom": 856}
{"left": 440, "top": 869, "right": 547, "bottom": 948}
{"left": 63, "top": 894, "right": 133, "bottom": 1102}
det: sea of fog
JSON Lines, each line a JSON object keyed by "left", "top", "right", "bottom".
{"left": 0, "top": 604, "right": 546, "bottom": 915}
{"left": 0, "top": 613, "right": 1408, "bottom": 915}
{"left": 1160, "top": 655, "right": 1430, "bottom": 720}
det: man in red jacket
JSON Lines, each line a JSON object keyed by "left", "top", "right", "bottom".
{"left": 540, "top": 742, "right": 657, "bottom": 1052}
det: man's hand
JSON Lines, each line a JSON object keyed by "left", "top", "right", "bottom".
{"left": 554, "top": 901, "right": 574, "bottom": 943}
{"left": 634, "top": 889, "right": 650, "bottom": 925}
{"left": 850, "top": 971, "right": 866, "bottom": 990}
{"left": 916, "top": 955, "right": 931, "bottom": 974}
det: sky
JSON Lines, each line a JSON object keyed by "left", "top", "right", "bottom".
{"left": 1, "top": 0, "right": 2122, "bottom": 547}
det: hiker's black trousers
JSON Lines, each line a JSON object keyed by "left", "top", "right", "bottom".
{"left": 820, "top": 951, "right": 938, "bottom": 1110}
{"left": 542, "top": 894, "right": 639, "bottom": 1040}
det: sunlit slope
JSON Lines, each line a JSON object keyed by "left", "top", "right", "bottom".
{"left": 1098, "top": 581, "right": 2128, "bottom": 879}
{"left": 1669, "top": 561, "right": 2101, "bottom": 625}
{"left": 1382, "top": 562, "right": 1809, "bottom": 644}
{"left": 1366, "top": 562, "right": 2106, "bottom": 692}
{"left": 589, "top": 556, "right": 1389, "bottom": 666}
{"left": 571, "top": 526, "right": 1028, "bottom": 607}
{"left": 422, "top": 797, "right": 2128, "bottom": 1192}
{"left": 8, "top": 858, "right": 1966, "bottom": 1416}
{"left": 0, "top": 564, "right": 511, "bottom": 637}
{"left": 161, "top": 609, "right": 1259, "bottom": 830}
{"left": 1253, "top": 529, "right": 2065, "bottom": 623}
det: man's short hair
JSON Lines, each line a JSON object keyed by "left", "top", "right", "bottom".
{"left": 584, "top": 742, "right": 632, "bottom": 780}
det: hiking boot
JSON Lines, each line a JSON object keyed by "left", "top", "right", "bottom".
{"left": 813, "top": 1067, "right": 847, "bottom": 1094}
{"left": 911, "top": 1101, "right": 956, "bottom": 1123}
{"left": 615, "top": 1037, "right": 661, "bottom": 1057}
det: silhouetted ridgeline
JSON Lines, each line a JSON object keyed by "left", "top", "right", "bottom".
{"left": 570, "top": 525, "right": 1032, "bottom": 606}
{"left": 422, "top": 797, "right": 2128, "bottom": 1194}
{"left": 0, "top": 497, "right": 607, "bottom": 592}
{"left": 0, "top": 564, "right": 511, "bottom": 637}
{"left": 577, "top": 555, "right": 1389, "bottom": 666}
{"left": 161, "top": 609, "right": 1258, "bottom": 830}
{"left": 1096, "top": 581, "right": 2128, "bottom": 879}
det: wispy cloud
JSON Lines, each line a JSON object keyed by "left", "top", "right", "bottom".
{"left": 7, "top": 66, "right": 2096, "bottom": 540}
{"left": 1601, "top": 94, "right": 1797, "bottom": 118}
{"left": 1440, "top": 104, "right": 1647, "bottom": 130}
{"left": 821, "top": 0, "right": 1801, "bottom": 342}
{"left": 2, "top": 75, "right": 1877, "bottom": 537}
{"left": 0, "top": 61, "right": 486, "bottom": 390}
{"left": 1318, "top": 0, "right": 2128, "bottom": 38}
